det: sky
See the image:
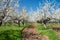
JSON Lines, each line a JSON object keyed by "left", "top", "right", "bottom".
{"left": 18, "top": 0, "right": 60, "bottom": 13}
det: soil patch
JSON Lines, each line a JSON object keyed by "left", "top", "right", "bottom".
{"left": 50, "top": 26, "right": 60, "bottom": 31}
{"left": 22, "top": 25, "right": 42, "bottom": 40}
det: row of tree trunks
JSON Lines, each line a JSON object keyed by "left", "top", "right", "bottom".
{"left": 37, "top": 17, "right": 51, "bottom": 25}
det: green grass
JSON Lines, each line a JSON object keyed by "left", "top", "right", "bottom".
{"left": 0, "top": 30, "right": 22, "bottom": 40}
{"left": 46, "top": 23, "right": 60, "bottom": 27}
{"left": 0, "top": 23, "right": 60, "bottom": 40}
{"left": 0, "top": 23, "right": 29, "bottom": 32}
{"left": 0, "top": 23, "right": 30, "bottom": 40}
{"left": 36, "top": 23, "right": 60, "bottom": 40}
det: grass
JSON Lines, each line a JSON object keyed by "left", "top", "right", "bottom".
{"left": 36, "top": 23, "right": 60, "bottom": 40}
{"left": 0, "top": 30, "right": 22, "bottom": 40}
{"left": 0, "top": 23, "right": 60, "bottom": 40}
{"left": 0, "top": 23, "right": 30, "bottom": 32}
{"left": 46, "top": 23, "right": 60, "bottom": 27}
{"left": 40, "top": 30, "right": 59, "bottom": 40}
{"left": 0, "top": 23, "right": 30, "bottom": 40}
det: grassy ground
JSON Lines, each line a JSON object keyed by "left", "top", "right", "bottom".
{"left": 0, "top": 23, "right": 30, "bottom": 32}
{"left": 0, "top": 23, "right": 30, "bottom": 40}
{"left": 36, "top": 23, "right": 60, "bottom": 40}
{"left": 46, "top": 23, "right": 60, "bottom": 27}
{"left": 0, "top": 23, "right": 60, "bottom": 40}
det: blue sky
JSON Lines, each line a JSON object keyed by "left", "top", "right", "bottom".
{"left": 18, "top": 0, "right": 60, "bottom": 13}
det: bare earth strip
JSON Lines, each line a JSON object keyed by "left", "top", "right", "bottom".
{"left": 22, "top": 25, "right": 42, "bottom": 40}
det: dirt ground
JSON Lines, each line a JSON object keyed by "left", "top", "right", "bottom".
{"left": 22, "top": 25, "right": 49, "bottom": 40}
